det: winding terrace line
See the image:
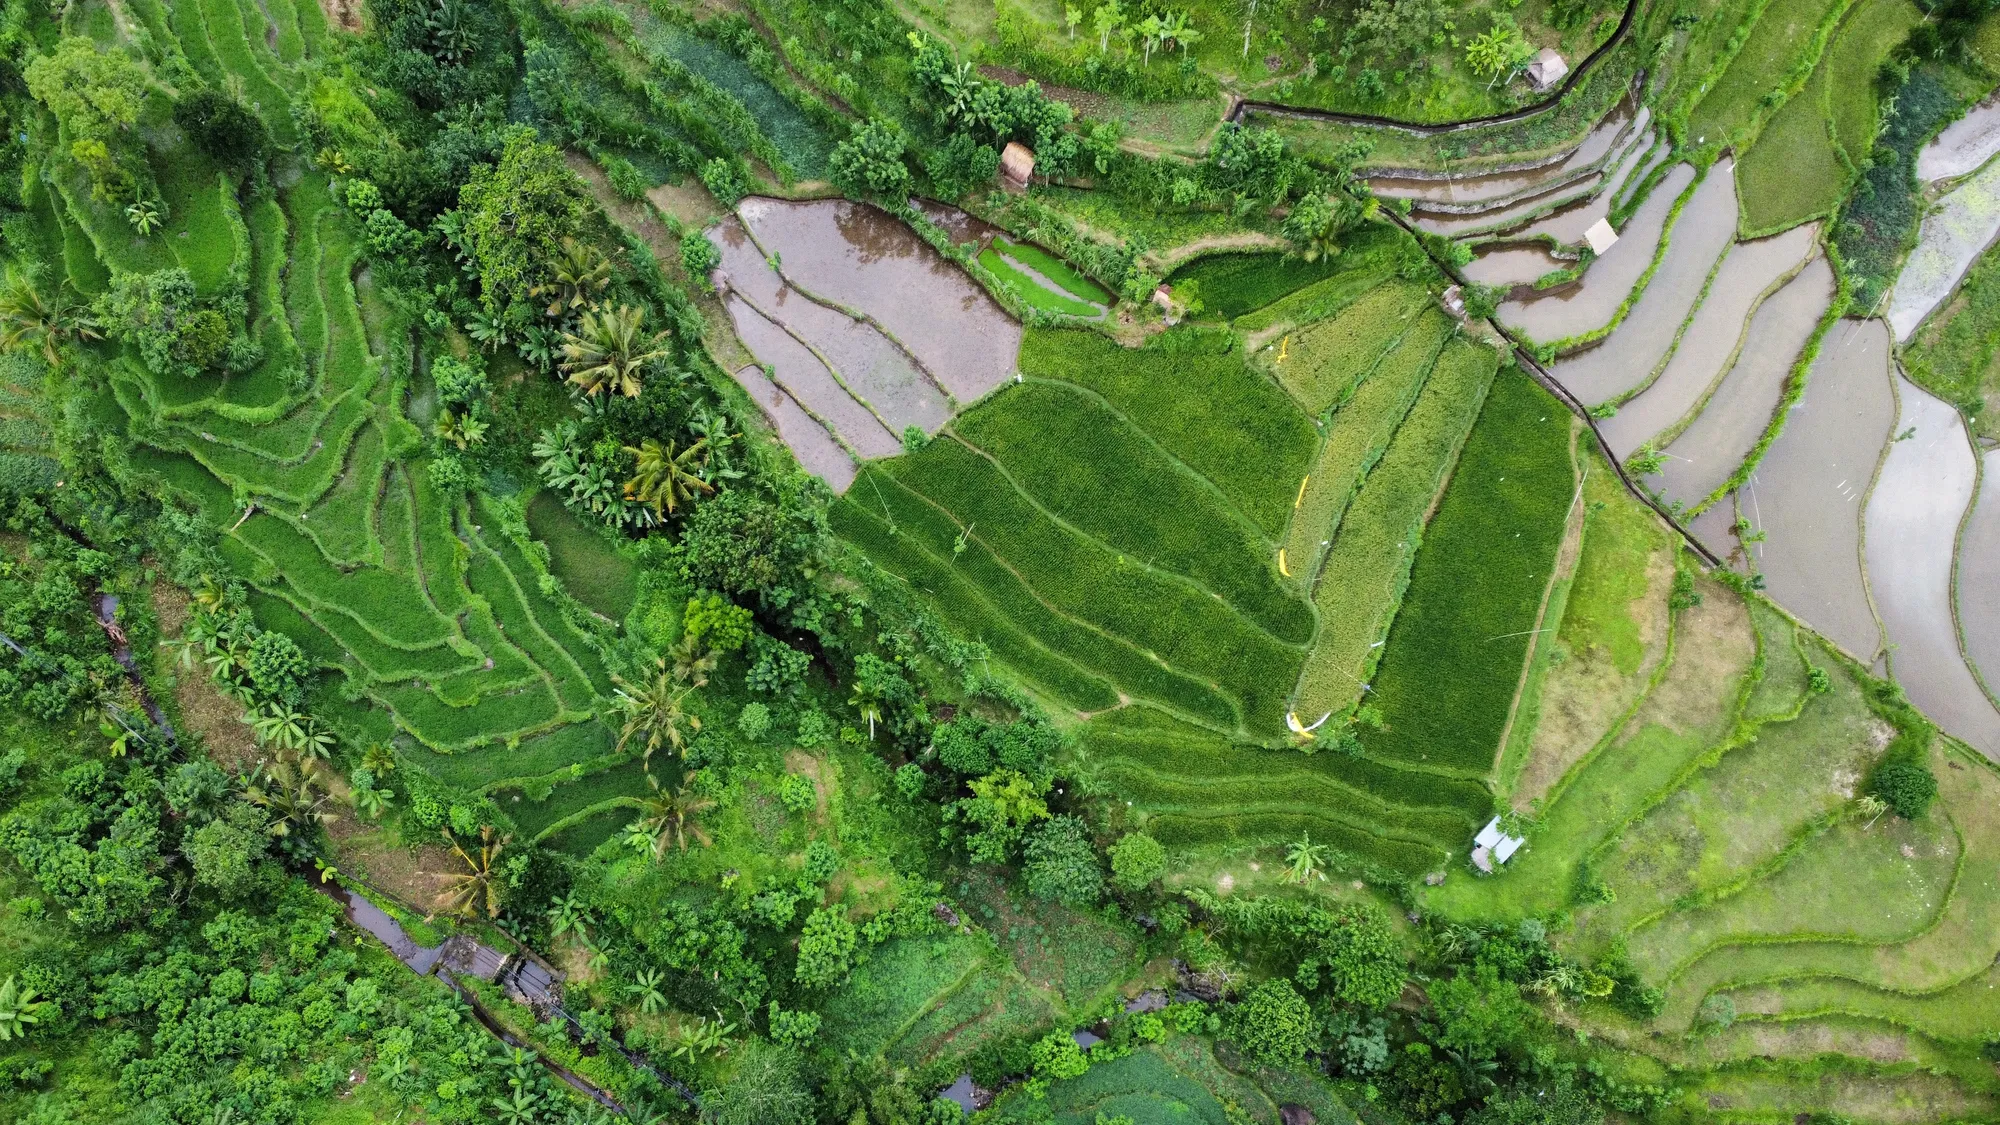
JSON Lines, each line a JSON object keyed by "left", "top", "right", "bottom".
{"left": 1222, "top": 0, "right": 1641, "bottom": 135}
{"left": 1379, "top": 204, "right": 1727, "bottom": 569}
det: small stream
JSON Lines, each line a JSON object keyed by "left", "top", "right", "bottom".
{"left": 317, "top": 881, "right": 701, "bottom": 1113}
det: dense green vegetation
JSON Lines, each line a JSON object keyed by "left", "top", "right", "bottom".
{"left": 7, "top": 0, "right": 2000, "bottom": 1121}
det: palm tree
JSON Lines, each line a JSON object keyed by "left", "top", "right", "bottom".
{"left": 628, "top": 775, "right": 716, "bottom": 859}
{"left": 622, "top": 437, "right": 714, "bottom": 518}
{"left": 850, "top": 680, "right": 884, "bottom": 741}
{"left": 0, "top": 976, "right": 47, "bottom": 1041}
{"left": 532, "top": 237, "right": 613, "bottom": 317}
{"left": 361, "top": 741, "right": 399, "bottom": 777}
{"left": 667, "top": 633, "right": 717, "bottom": 688}
{"left": 625, "top": 967, "right": 669, "bottom": 1014}
{"left": 561, "top": 304, "right": 666, "bottom": 398}
{"left": 610, "top": 661, "right": 701, "bottom": 762}
{"left": 242, "top": 757, "right": 333, "bottom": 838}
{"left": 125, "top": 198, "right": 163, "bottom": 235}
{"left": 1284, "top": 832, "right": 1327, "bottom": 884}
{"left": 0, "top": 282, "right": 102, "bottom": 368}
{"left": 434, "top": 409, "right": 489, "bottom": 450}
{"left": 440, "top": 825, "right": 509, "bottom": 918}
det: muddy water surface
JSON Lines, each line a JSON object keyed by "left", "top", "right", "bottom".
{"left": 1888, "top": 156, "right": 2000, "bottom": 340}
{"left": 1956, "top": 450, "right": 2000, "bottom": 703}
{"left": 728, "top": 363, "right": 858, "bottom": 491}
{"left": 738, "top": 197, "right": 1021, "bottom": 402}
{"left": 1497, "top": 163, "right": 1697, "bottom": 345}
{"left": 1525, "top": 128, "right": 1657, "bottom": 246}
{"left": 1553, "top": 165, "right": 1739, "bottom": 405}
{"left": 1462, "top": 244, "right": 1566, "bottom": 290}
{"left": 1918, "top": 97, "right": 2000, "bottom": 183}
{"left": 916, "top": 198, "right": 1005, "bottom": 248}
{"left": 1740, "top": 318, "right": 1893, "bottom": 660}
{"left": 1376, "top": 103, "right": 1642, "bottom": 209}
{"left": 1655, "top": 256, "right": 1836, "bottom": 508}
{"left": 1415, "top": 174, "right": 1602, "bottom": 237}
{"left": 712, "top": 220, "right": 952, "bottom": 435}
{"left": 722, "top": 293, "right": 902, "bottom": 460}
{"left": 1864, "top": 376, "right": 2000, "bottom": 756}
{"left": 1600, "top": 221, "right": 1817, "bottom": 456}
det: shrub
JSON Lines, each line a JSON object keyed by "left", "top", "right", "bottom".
{"left": 1022, "top": 815, "right": 1102, "bottom": 906}
{"left": 685, "top": 593, "right": 754, "bottom": 653}
{"left": 796, "top": 905, "right": 858, "bottom": 988}
{"left": 246, "top": 630, "right": 311, "bottom": 705}
{"left": 739, "top": 702, "right": 773, "bottom": 741}
{"left": 681, "top": 230, "right": 721, "bottom": 282}
{"left": 1232, "top": 978, "right": 1315, "bottom": 1067}
{"left": 1109, "top": 832, "right": 1166, "bottom": 891}
{"left": 1871, "top": 754, "right": 1938, "bottom": 819}
{"left": 1030, "top": 1030, "right": 1089, "bottom": 1081}
{"left": 431, "top": 355, "right": 489, "bottom": 412}
{"left": 173, "top": 89, "right": 269, "bottom": 168}
{"left": 779, "top": 771, "right": 815, "bottom": 812}
{"left": 829, "top": 118, "right": 911, "bottom": 201}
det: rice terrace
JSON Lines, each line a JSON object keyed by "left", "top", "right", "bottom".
{"left": 11, "top": 0, "right": 2000, "bottom": 1122}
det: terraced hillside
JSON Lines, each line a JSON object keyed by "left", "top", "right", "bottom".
{"left": 52, "top": 0, "right": 646, "bottom": 846}
{"left": 831, "top": 231, "right": 1586, "bottom": 874}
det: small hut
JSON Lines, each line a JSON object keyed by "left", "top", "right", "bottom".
{"left": 1527, "top": 48, "right": 1568, "bottom": 92}
{"left": 1000, "top": 142, "right": 1036, "bottom": 189}
{"left": 1470, "top": 816, "right": 1527, "bottom": 874}
{"left": 1584, "top": 217, "right": 1619, "bottom": 256}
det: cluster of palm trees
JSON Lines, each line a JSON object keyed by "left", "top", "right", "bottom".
{"left": 606, "top": 647, "right": 720, "bottom": 862}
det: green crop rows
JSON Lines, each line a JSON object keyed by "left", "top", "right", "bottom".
{"left": 1297, "top": 336, "right": 1500, "bottom": 720}
{"left": 1359, "top": 371, "right": 1575, "bottom": 776}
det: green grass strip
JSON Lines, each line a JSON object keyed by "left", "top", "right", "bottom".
{"left": 1280, "top": 309, "right": 1453, "bottom": 591}
{"left": 1017, "top": 328, "right": 1318, "bottom": 538}
{"left": 1297, "top": 336, "right": 1501, "bottom": 720}
{"left": 977, "top": 247, "right": 1104, "bottom": 317}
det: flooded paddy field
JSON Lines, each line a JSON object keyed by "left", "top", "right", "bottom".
{"left": 1957, "top": 450, "right": 2000, "bottom": 702}
{"left": 1462, "top": 244, "right": 1568, "bottom": 292}
{"left": 1739, "top": 318, "right": 1894, "bottom": 660}
{"left": 727, "top": 363, "right": 858, "bottom": 491}
{"left": 1600, "top": 223, "right": 1819, "bottom": 456}
{"left": 737, "top": 197, "right": 1021, "bottom": 402}
{"left": 1916, "top": 96, "right": 2000, "bottom": 183}
{"left": 1520, "top": 129, "right": 1658, "bottom": 247}
{"left": 1497, "top": 163, "right": 1697, "bottom": 347}
{"left": 1887, "top": 155, "right": 2000, "bottom": 340}
{"left": 711, "top": 219, "right": 952, "bottom": 437}
{"left": 1863, "top": 376, "right": 2000, "bottom": 754}
{"left": 1551, "top": 165, "right": 1740, "bottom": 405}
{"left": 1652, "top": 256, "right": 1837, "bottom": 510}
{"left": 1373, "top": 103, "right": 1646, "bottom": 212}
{"left": 721, "top": 291, "right": 903, "bottom": 462}
{"left": 1414, "top": 175, "right": 1605, "bottom": 238}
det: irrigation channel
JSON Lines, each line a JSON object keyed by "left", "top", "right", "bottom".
{"left": 316, "top": 878, "right": 702, "bottom": 1114}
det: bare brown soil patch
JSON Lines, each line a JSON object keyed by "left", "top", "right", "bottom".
{"left": 325, "top": 819, "right": 457, "bottom": 916}
{"left": 1513, "top": 547, "right": 1675, "bottom": 809}
{"left": 152, "top": 581, "right": 261, "bottom": 769}
{"left": 319, "top": 0, "right": 362, "bottom": 32}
